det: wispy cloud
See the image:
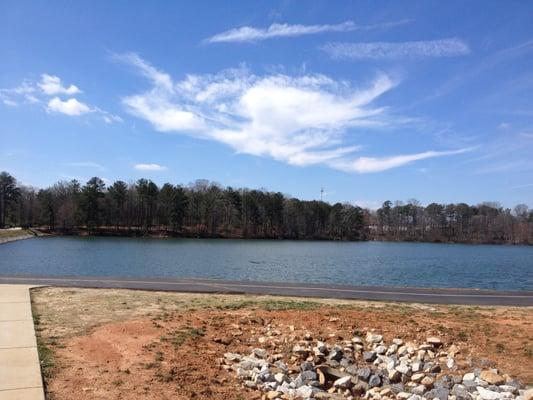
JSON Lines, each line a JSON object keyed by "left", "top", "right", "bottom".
{"left": 322, "top": 38, "right": 470, "bottom": 60}
{"left": 205, "top": 20, "right": 410, "bottom": 44}
{"left": 134, "top": 163, "right": 167, "bottom": 171}
{"left": 120, "top": 53, "right": 471, "bottom": 174}
{"left": 511, "top": 183, "right": 533, "bottom": 190}
{"left": 331, "top": 148, "right": 473, "bottom": 173}
{"left": 0, "top": 74, "right": 121, "bottom": 123}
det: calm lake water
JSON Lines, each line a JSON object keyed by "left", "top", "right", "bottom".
{"left": 1, "top": 237, "right": 532, "bottom": 290}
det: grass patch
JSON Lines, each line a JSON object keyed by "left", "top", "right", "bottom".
{"left": 37, "top": 341, "right": 55, "bottom": 379}
{"left": 217, "top": 298, "right": 322, "bottom": 311}
{"left": 162, "top": 327, "right": 205, "bottom": 348}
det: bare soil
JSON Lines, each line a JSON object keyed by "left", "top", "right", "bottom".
{"left": 31, "top": 287, "right": 533, "bottom": 400}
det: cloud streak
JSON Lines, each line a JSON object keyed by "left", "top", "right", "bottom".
{"left": 322, "top": 38, "right": 470, "bottom": 60}
{"left": 134, "top": 163, "right": 167, "bottom": 171}
{"left": 120, "top": 53, "right": 471, "bottom": 174}
{"left": 205, "top": 20, "right": 409, "bottom": 44}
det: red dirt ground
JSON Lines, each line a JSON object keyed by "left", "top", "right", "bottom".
{"left": 44, "top": 307, "right": 533, "bottom": 400}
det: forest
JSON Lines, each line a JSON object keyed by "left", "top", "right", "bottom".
{"left": 1, "top": 171, "right": 532, "bottom": 244}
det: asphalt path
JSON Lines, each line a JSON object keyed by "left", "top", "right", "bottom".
{"left": 0, "top": 275, "right": 532, "bottom": 306}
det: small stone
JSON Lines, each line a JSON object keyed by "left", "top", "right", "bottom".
{"left": 411, "top": 373, "right": 425, "bottom": 383}
{"left": 351, "top": 336, "right": 363, "bottom": 344}
{"left": 412, "top": 362, "right": 422, "bottom": 373}
{"left": 393, "top": 338, "right": 404, "bottom": 345}
{"left": 357, "top": 367, "right": 372, "bottom": 381}
{"left": 300, "top": 361, "right": 314, "bottom": 371}
{"left": 479, "top": 370, "right": 505, "bottom": 386}
{"left": 366, "top": 333, "right": 383, "bottom": 343}
{"left": 253, "top": 348, "right": 267, "bottom": 358}
{"left": 243, "top": 380, "right": 256, "bottom": 388}
{"left": 462, "top": 373, "right": 475, "bottom": 383}
{"left": 389, "top": 369, "right": 402, "bottom": 383}
{"left": 363, "top": 351, "right": 377, "bottom": 362}
{"left": 411, "top": 385, "right": 426, "bottom": 395}
{"left": 477, "top": 386, "right": 505, "bottom": 400}
{"left": 421, "top": 376, "right": 435, "bottom": 388}
{"left": 267, "top": 391, "right": 281, "bottom": 399}
{"left": 397, "top": 391, "right": 411, "bottom": 399}
{"left": 334, "top": 376, "right": 353, "bottom": 388}
{"left": 224, "top": 352, "right": 241, "bottom": 362}
{"left": 396, "top": 364, "right": 411, "bottom": 375}
{"left": 426, "top": 337, "right": 442, "bottom": 346}
{"left": 446, "top": 358, "right": 455, "bottom": 369}
{"left": 274, "top": 372, "right": 287, "bottom": 384}
{"left": 424, "top": 387, "right": 449, "bottom": 400}
{"left": 523, "top": 388, "right": 533, "bottom": 400}
{"left": 296, "top": 385, "right": 316, "bottom": 398}
{"left": 368, "top": 374, "right": 381, "bottom": 388}
{"left": 375, "top": 345, "right": 387, "bottom": 354}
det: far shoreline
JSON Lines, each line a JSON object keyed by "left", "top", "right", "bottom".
{"left": 11, "top": 226, "right": 532, "bottom": 247}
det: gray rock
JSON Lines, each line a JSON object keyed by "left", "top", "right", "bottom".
{"left": 363, "top": 351, "right": 377, "bottom": 362}
{"left": 411, "top": 385, "right": 427, "bottom": 395}
{"left": 345, "top": 365, "right": 358, "bottom": 376}
{"left": 295, "top": 385, "right": 317, "bottom": 398}
{"left": 357, "top": 367, "right": 372, "bottom": 381}
{"left": 339, "top": 357, "right": 351, "bottom": 368}
{"left": 451, "top": 384, "right": 473, "bottom": 400}
{"left": 300, "top": 361, "right": 314, "bottom": 372}
{"left": 368, "top": 374, "right": 381, "bottom": 388}
{"left": 390, "top": 383, "right": 405, "bottom": 394}
{"left": 435, "top": 376, "right": 453, "bottom": 389}
{"left": 424, "top": 387, "right": 449, "bottom": 400}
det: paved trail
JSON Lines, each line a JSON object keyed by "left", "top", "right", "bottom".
{"left": 0, "top": 285, "right": 45, "bottom": 400}
{"left": 1, "top": 275, "right": 532, "bottom": 306}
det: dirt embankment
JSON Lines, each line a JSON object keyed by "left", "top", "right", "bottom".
{"left": 30, "top": 288, "right": 532, "bottom": 400}
{"left": 0, "top": 228, "right": 37, "bottom": 244}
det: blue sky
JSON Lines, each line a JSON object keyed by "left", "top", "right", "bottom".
{"left": 1, "top": 1, "right": 532, "bottom": 208}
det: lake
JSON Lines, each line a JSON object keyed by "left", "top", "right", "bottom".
{"left": 0, "top": 237, "right": 532, "bottom": 291}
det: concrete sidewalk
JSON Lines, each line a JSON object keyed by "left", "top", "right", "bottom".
{"left": 0, "top": 285, "right": 45, "bottom": 400}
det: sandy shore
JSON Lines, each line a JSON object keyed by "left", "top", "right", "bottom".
{"left": 0, "top": 229, "right": 36, "bottom": 245}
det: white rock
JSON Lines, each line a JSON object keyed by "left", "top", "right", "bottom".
{"left": 366, "top": 333, "right": 383, "bottom": 343}
{"left": 463, "top": 373, "right": 476, "bottom": 382}
{"left": 477, "top": 386, "right": 505, "bottom": 400}
{"left": 334, "top": 376, "right": 352, "bottom": 388}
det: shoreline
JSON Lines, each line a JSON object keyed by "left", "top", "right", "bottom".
{"left": 0, "top": 232, "right": 36, "bottom": 245}
{"left": 17, "top": 228, "right": 533, "bottom": 246}
{"left": 4, "top": 275, "right": 533, "bottom": 306}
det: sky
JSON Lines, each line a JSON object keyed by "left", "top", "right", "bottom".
{"left": 1, "top": 1, "right": 532, "bottom": 209}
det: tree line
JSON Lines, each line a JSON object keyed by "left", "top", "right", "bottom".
{"left": 1, "top": 171, "right": 532, "bottom": 244}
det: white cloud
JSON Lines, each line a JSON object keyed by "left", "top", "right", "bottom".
{"left": 322, "top": 38, "right": 470, "bottom": 60}
{"left": 1, "top": 74, "right": 120, "bottom": 123}
{"left": 121, "top": 54, "right": 471, "bottom": 173}
{"left": 331, "top": 148, "right": 473, "bottom": 173}
{"left": 205, "top": 20, "right": 410, "bottom": 44}
{"left": 47, "top": 97, "right": 91, "bottom": 116}
{"left": 134, "top": 163, "right": 167, "bottom": 171}
{"left": 38, "top": 74, "right": 81, "bottom": 95}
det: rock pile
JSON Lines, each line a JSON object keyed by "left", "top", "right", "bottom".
{"left": 221, "top": 331, "right": 531, "bottom": 400}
